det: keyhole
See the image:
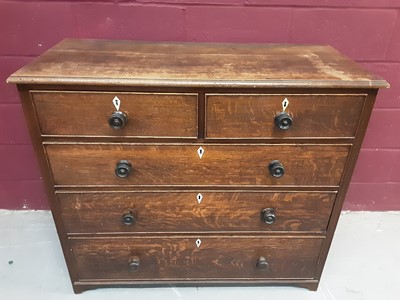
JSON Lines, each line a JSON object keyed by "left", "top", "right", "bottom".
{"left": 197, "top": 147, "right": 204, "bottom": 159}
{"left": 196, "top": 239, "right": 202, "bottom": 248}
{"left": 197, "top": 193, "right": 203, "bottom": 204}
{"left": 113, "top": 96, "right": 121, "bottom": 111}
{"left": 282, "top": 98, "right": 289, "bottom": 112}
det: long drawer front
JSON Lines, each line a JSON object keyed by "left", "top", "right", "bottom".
{"left": 46, "top": 144, "right": 350, "bottom": 186}
{"left": 59, "top": 191, "right": 336, "bottom": 234}
{"left": 70, "top": 237, "right": 324, "bottom": 281}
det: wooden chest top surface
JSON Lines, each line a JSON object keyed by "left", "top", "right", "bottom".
{"left": 7, "top": 38, "right": 388, "bottom": 88}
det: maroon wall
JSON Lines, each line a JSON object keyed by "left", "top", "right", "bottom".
{"left": 1, "top": 0, "right": 399, "bottom": 210}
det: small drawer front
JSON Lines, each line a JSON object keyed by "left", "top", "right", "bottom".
{"left": 46, "top": 144, "right": 350, "bottom": 187}
{"left": 206, "top": 94, "right": 366, "bottom": 138}
{"left": 32, "top": 91, "right": 198, "bottom": 137}
{"left": 59, "top": 191, "right": 336, "bottom": 234}
{"left": 70, "top": 237, "right": 323, "bottom": 280}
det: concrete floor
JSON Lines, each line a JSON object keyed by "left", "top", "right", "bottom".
{"left": 0, "top": 210, "right": 399, "bottom": 300}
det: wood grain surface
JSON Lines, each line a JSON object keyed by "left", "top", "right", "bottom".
{"left": 46, "top": 144, "right": 350, "bottom": 187}
{"left": 58, "top": 191, "right": 336, "bottom": 234}
{"left": 206, "top": 94, "right": 365, "bottom": 138}
{"left": 70, "top": 236, "right": 323, "bottom": 280}
{"left": 33, "top": 91, "right": 198, "bottom": 137}
{"left": 7, "top": 39, "right": 388, "bottom": 88}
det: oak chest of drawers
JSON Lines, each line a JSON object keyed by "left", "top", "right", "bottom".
{"left": 8, "top": 39, "right": 388, "bottom": 293}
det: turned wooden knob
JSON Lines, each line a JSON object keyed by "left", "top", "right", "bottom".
{"left": 274, "top": 111, "right": 292, "bottom": 130}
{"left": 109, "top": 111, "right": 128, "bottom": 129}
{"left": 261, "top": 208, "right": 276, "bottom": 225}
{"left": 128, "top": 257, "right": 140, "bottom": 272}
{"left": 256, "top": 256, "right": 269, "bottom": 271}
{"left": 122, "top": 212, "right": 135, "bottom": 226}
{"left": 115, "top": 160, "right": 132, "bottom": 178}
{"left": 268, "top": 160, "right": 285, "bottom": 178}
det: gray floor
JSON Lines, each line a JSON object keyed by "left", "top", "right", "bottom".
{"left": 0, "top": 210, "right": 399, "bottom": 300}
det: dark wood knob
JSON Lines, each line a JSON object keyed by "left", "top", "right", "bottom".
{"left": 122, "top": 212, "right": 135, "bottom": 226}
{"left": 129, "top": 257, "right": 140, "bottom": 272}
{"left": 261, "top": 208, "right": 276, "bottom": 225}
{"left": 268, "top": 160, "right": 285, "bottom": 178}
{"left": 108, "top": 111, "right": 128, "bottom": 129}
{"left": 115, "top": 160, "right": 132, "bottom": 178}
{"left": 274, "top": 111, "right": 292, "bottom": 130}
{"left": 256, "top": 256, "right": 269, "bottom": 271}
